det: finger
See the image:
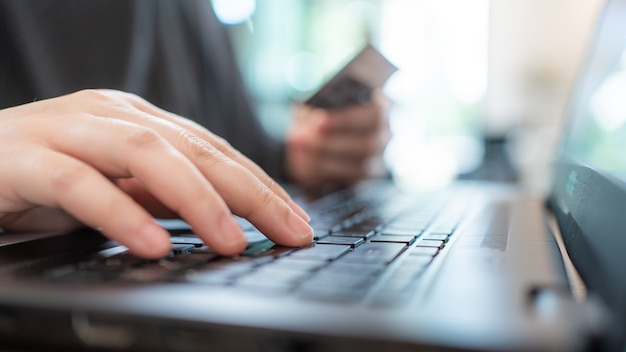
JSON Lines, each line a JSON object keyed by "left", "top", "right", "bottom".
{"left": 83, "top": 90, "right": 310, "bottom": 222}
{"left": 319, "top": 104, "right": 382, "bottom": 135}
{"left": 320, "top": 91, "right": 391, "bottom": 134}
{"left": 131, "top": 122, "right": 314, "bottom": 247}
{"left": 287, "top": 136, "right": 371, "bottom": 187}
{"left": 63, "top": 92, "right": 312, "bottom": 248}
{"left": 11, "top": 148, "right": 172, "bottom": 259}
{"left": 114, "top": 178, "right": 177, "bottom": 219}
{"left": 44, "top": 114, "right": 248, "bottom": 256}
{"left": 105, "top": 90, "right": 310, "bottom": 222}
{"left": 187, "top": 132, "right": 310, "bottom": 222}
{"left": 309, "top": 132, "right": 387, "bottom": 159}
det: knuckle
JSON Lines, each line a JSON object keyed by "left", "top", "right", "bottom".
{"left": 73, "top": 89, "right": 114, "bottom": 102}
{"left": 264, "top": 177, "right": 282, "bottom": 195}
{"left": 211, "top": 134, "right": 237, "bottom": 153}
{"left": 72, "top": 89, "right": 141, "bottom": 111}
{"left": 177, "top": 128, "right": 208, "bottom": 150}
{"left": 177, "top": 129, "right": 226, "bottom": 166}
{"left": 125, "top": 127, "right": 163, "bottom": 149}
{"left": 73, "top": 88, "right": 127, "bottom": 102}
{"left": 194, "top": 145, "right": 229, "bottom": 169}
{"left": 70, "top": 89, "right": 131, "bottom": 113}
{"left": 117, "top": 90, "right": 147, "bottom": 105}
{"left": 248, "top": 184, "right": 275, "bottom": 216}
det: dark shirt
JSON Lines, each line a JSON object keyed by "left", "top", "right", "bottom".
{"left": 0, "top": 0, "right": 285, "bottom": 179}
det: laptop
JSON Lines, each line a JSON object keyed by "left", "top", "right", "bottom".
{"left": 0, "top": 0, "right": 625, "bottom": 351}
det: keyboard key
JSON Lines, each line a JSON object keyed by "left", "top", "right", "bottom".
{"left": 157, "top": 219, "right": 191, "bottom": 231}
{"left": 188, "top": 246, "right": 215, "bottom": 255}
{"left": 341, "top": 242, "right": 405, "bottom": 264}
{"left": 317, "top": 236, "right": 364, "bottom": 247}
{"left": 244, "top": 229, "right": 270, "bottom": 246}
{"left": 370, "top": 234, "right": 416, "bottom": 245}
{"left": 428, "top": 230, "right": 454, "bottom": 236}
{"left": 160, "top": 252, "right": 217, "bottom": 270}
{"left": 264, "top": 258, "right": 327, "bottom": 272}
{"left": 244, "top": 244, "right": 297, "bottom": 259}
{"left": 192, "top": 257, "right": 257, "bottom": 277}
{"left": 390, "top": 218, "right": 431, "bottom": 228}
{"left": 233, "top": 216, "right": 256, "bottom": 230}
{"left": 383, "top": 223, "right": 428, "bottom": 232}
{"left": 236, "top": 267, "right": 308, "bottom": 288}
{"left": 392, "top": 257, "right": 431, "bottom": 278}
{"left": 326, "top": 262, "right": 386, "bottom": 276}
{"left": 428, "top": 225, "right": 455, "bottom": 234}
{"left": 303, "top": 272, "right": 376, "bottom": 289}
{"left": 187, "top": 257, "right": 261, "bottom": 285}
{"left": 121, "top": 264, "right": 174, "bottom": 283}
{"left": 309, "top": 218, "right": 337, "bottom": 229}
{"left": 170, "top": 236, "right": 204, "bottom": 246}
{"left": 379, "top": 228, "right": 423, "bottom": 237}
{"left": 413, "top": 239, "right": 445, "bottom": 249}
{"left": 288, "top": 244, "right": 351, "bottom": 261}
{"left": 170, "top": 244, "right": 196, "bottom": 255}
{"left": 408, "top": 247, "right": 440, "bottom": 257}
{"left": 312, "top": 228, "right": 330, "bottom": 240}
{"left": 343, "top": 225, "right": 375, "bottom": 235}
{"left": 353, "top": 217, "right": 385, "bottom": 228}
{"left": 421, "top": 234, "right": 449, "bottom": 242}
{"left": 330, "top": 229, "right": 376, "bottom": 238}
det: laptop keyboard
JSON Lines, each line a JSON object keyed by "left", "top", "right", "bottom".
{"left": 39, "top": 184, "right": 468, "bottom": 307}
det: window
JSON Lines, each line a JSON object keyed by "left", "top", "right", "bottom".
{"left": 219, "top": 0, "right": 488, "bottom": 188}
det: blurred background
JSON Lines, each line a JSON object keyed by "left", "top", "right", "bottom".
{"left": 212, "top": 0, "right": 604, "bottom": 194}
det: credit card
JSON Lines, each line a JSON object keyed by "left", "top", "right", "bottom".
{"left": 305, "top": 43, "right": 398, "bottom": 108}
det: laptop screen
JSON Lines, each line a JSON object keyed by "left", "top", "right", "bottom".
{"left": 563, "top": 0, "right": 626, "bottom": 181}
{"left": 551, "top": 0, "right": 626, "bottom": 349}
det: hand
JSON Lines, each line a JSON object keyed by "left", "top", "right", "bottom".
{"left": 0, "top": 89, "right": 312, "bottom": 258}
{"left": 285, "top": 90, "right": 391, "bottom": 189}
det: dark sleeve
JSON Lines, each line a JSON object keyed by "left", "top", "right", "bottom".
{"left": 183, "top": 3, "right": 288, "bottom": 180}
{"left": 138, "top": 1, "right": 288, "bottom": 180}
{"left": 0, "top": 0, "right": 287, "bottom": 180}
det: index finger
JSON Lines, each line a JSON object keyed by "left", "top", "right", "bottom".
{"left": 42, "top": 111, "right": 248, "bottom": 257}
{"left": 71, "top": 90, "right": 313, "bottom": 249}
{"left": 323, "top": 104, "right": 382, "bottom": 134}
{"left": 107, "top": 91, "right": 310, "bottom": 222}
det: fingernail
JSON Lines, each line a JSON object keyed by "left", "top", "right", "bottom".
{"left": 289, "top": 200, "right": 311, "bottom": 222}
{"left": 288, "top": 210, "right": 313, "bottom": 241}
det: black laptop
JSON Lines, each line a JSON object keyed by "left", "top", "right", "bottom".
{"left": 1, "top": 0, "right": 625, "bottom": 351}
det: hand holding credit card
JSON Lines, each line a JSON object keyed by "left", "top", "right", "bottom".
{"left": 305, "top": 43, "right": 398, "bottom": 109}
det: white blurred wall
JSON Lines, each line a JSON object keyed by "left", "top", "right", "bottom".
{"left": 485, "top": 0, "right": 604, "bottom": 193}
